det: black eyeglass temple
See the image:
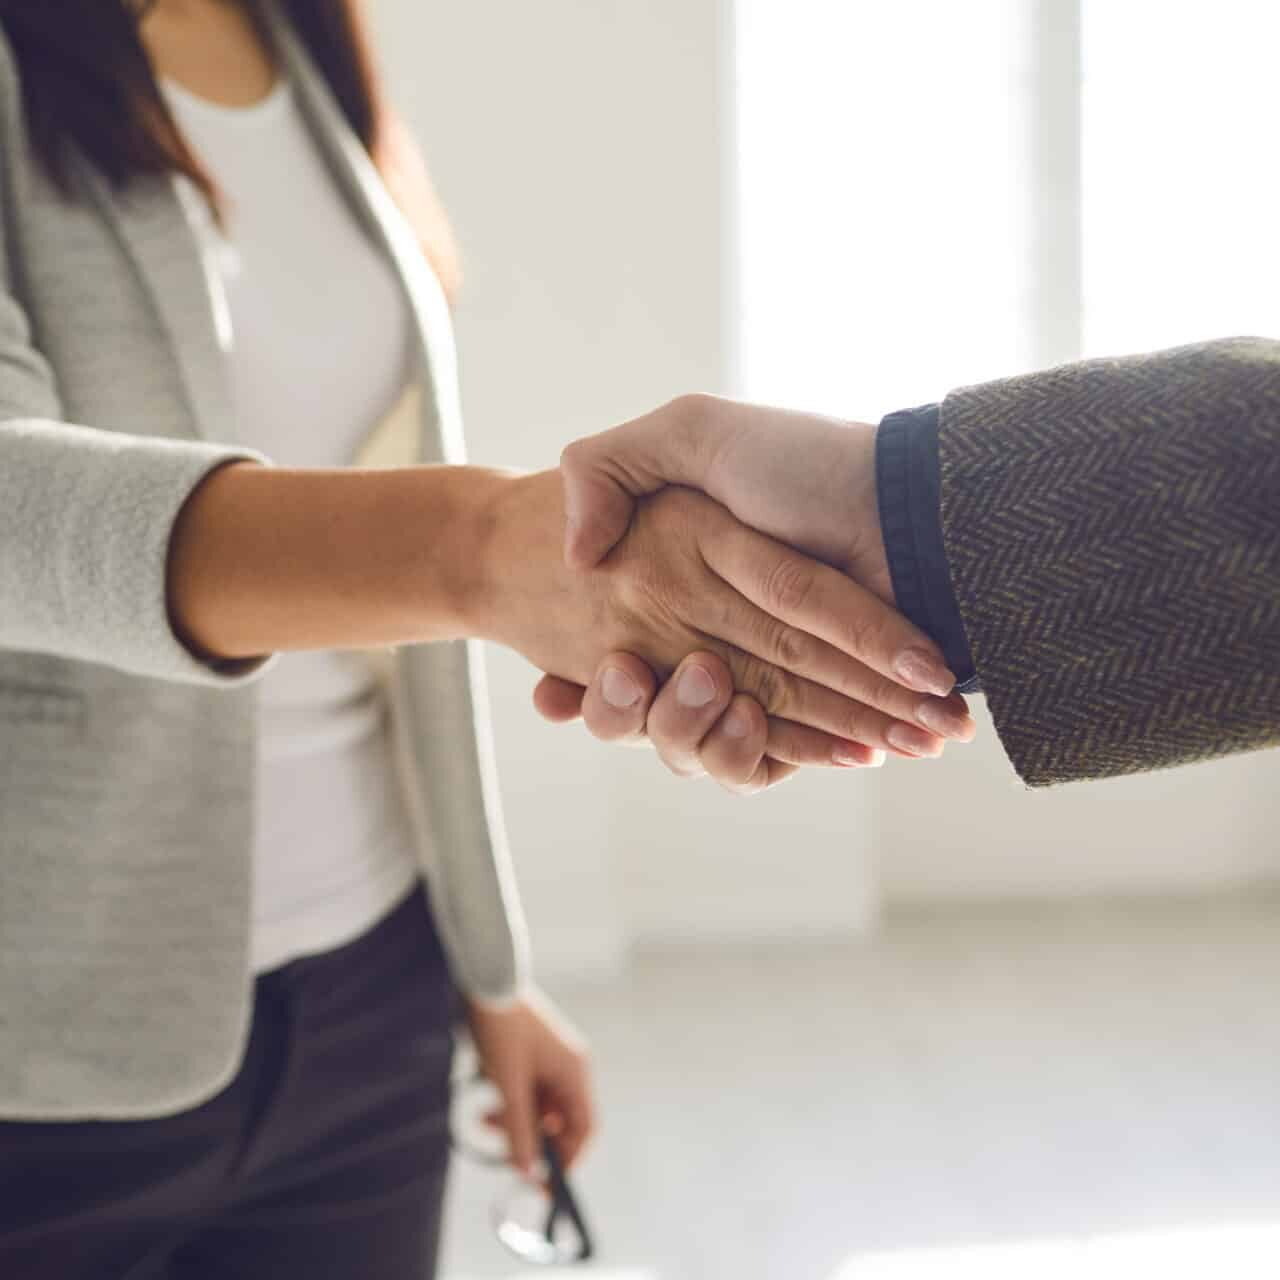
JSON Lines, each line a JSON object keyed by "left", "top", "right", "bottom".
{"left": 541, "top": 1132, "right": 595, "bottom": 1261}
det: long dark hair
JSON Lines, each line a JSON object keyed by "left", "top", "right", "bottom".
{"left": 0, "top": 0, "right": 460, "bottom": 297}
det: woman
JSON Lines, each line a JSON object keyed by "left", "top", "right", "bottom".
{"left": 0, "top": 2, "right": 975, "bottom": 1275}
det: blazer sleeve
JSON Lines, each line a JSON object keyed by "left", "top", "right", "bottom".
{"left": 937, "top": 336, "right": 1280, "bottom": 786}
{"left": 0, "top": 35, "right": 275, "bottom": 687}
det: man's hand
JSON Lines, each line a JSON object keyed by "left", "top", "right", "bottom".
{"left": 559, "top": 394, "right": 893, "bottom": 607}
{"left": 536, "top": 395, "right": 975, "bottom": 791}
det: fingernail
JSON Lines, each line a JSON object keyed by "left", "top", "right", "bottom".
{"left": 867, "top": 749, "right": 886, "bottom": 768}
{"left": 601, "top": 667, "right": 641, "bottom": 709}
{"left": 916, "top": 700, "right": 976, "bottom": 741}
{"left": 676, "top": 664, "right": 717, "bottom": 708}
{"left": 723, "top": 705, "right": 753, "bottom": 739}
{"left": 886, "top": 722, "right": 944, "bottom": 757}
{"left": 894, "top": 648, "right": 955, "bottom": 698}
{"left": 832, "top": 743, "right": 868, "bottom": 767}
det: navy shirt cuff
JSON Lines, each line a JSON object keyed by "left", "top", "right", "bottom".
{"left": 875, "top": 403, "right": 980, "bottom": 693}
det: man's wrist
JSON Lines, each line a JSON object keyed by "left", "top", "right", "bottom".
{"left": 875, "top": 404, "right": 979, "bottom": 690}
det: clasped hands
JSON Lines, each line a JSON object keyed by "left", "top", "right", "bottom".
{"left": 489, "top": 395, "right": 976, "bottom": 794}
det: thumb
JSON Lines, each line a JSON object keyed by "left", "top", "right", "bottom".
{"left": 494, "top": 1068, "right": 541, "bottom": 1179}
{"left": 559, "top": 438, "right": 648, "bottom": 571}
{"left": 532, "top": 673, "right": 587, "bottom": 723}
{"left": 559, "top": 396, "right": 727, "bottom": 570}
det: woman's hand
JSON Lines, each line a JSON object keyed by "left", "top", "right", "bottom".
{"left": 535, "top": 650, "right": 882, "bottom": 790}
{"left": 534, "top": 648, "right": 972, "bottom": 793}
{"left": 471, "top": 471, "right": 970, "bottom": 755}
{"left": 466, "top": 989, "right": 595, "bottom": 1176}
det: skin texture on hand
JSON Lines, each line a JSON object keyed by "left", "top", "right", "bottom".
{"left": 476, "top": 469, "right": 962, "bottom": 754}
{"left": 560, "top": 394, "right": 892, "bottom": 599}
{"left": 541, "top": 395, "right": 977, "bottom": 789}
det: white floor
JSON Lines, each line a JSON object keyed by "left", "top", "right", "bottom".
{"left": 442, "top": 893, "right": 1280, "bottom": 1279}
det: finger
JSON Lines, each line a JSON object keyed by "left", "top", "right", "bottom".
{"left": 691, "top": 692, "right": 769, "bottom": 793}
{"left": 696, "top": 694, "right": 813, "bottom": 795}
{"left": 678, "top": 575, "right": 956, "bottom": 753}
{"left": 679, "top": 555, "right": 975, "bottom": 744}
{"left": 493, "top": 1071, "right": 540, "bottom": 1179}
{"left": 532, "top": 674, "right": 587, "bottom": 723}
{"left": 723, "top": 647, "right": 949, "bottom": 757}
{"left": 646, "top": 652, "right": 735, "bottom": 778}
{"left": 549, "top": 1067, "right": 597, "bottom": 1171}
{"left": 699, "top": 523, "right": 961, "bottom": 701}
{"left": 539, "top": 1109, "right": 566, "bottom": 1139}
{"left": 580, "top": 653, "right": 659, "bottom": 744}
{"left": 761, "top": 716, "right": 887, "bottom": 770}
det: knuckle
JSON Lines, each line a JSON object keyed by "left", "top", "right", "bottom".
{"left": 558, "top": 436, "right": 591, "bottom": 474}
{"left": 735, "top": 654, "right": 791, "bottom": 715}
{"left": 667, "top": 391, "right": 716, "bottom": 423}
{"left": 760, "top": 554, "right": 816, "bottom": 617}
{"left": 646, "top": 484, "right": 705, "bottom": 527}
{"left": 769, "top": 620, "right": 814, "bottom": 671}
{"left": 840, "top": 610, "right": 884, "bottom": 660}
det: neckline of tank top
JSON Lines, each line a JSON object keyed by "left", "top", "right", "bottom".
{"left": 161, "top": 73, "right": 293, "bottom": 127}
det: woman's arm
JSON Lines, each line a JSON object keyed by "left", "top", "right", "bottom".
{"left": 165, "top": 459, "right": 505, "bottom": 659}
{"left": 167, "top": 459, "right": 969, "bottom": 755}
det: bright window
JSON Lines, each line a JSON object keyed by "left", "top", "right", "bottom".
{"left": 1082, "top": 0, "right": 1280, "bottom": 354}
{"left": 733, "top": 0, "right": 1280, "bottom": 413}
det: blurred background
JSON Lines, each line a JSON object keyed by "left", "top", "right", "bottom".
{"left": 369, "top": 2, "right": 1280, "bottom": 1276}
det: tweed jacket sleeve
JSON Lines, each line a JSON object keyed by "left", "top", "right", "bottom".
{"left": 936, "top": 336, "right": 1280, "bottom": 786}
{"left": 0, "top": 35, "right": 275, "bottom": 687}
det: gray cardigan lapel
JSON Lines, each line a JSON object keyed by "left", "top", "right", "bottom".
{"left": 262, "top": 7, "right": 466, "bottom": 465}
{"left": 75, "top": 164, "right": 236, "bottom": 445}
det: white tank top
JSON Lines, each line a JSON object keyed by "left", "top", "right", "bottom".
{"left": 163, "top": 75, "right": 421, "bottom": 972}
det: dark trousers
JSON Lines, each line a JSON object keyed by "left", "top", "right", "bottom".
{"left": 0, "top": 885, "right": 460, "bottom": 1279}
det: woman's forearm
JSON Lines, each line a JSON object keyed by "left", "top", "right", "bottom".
{"left": 165, "top": 459, "right": 515, "bottom": 662}
{"left": 165, "top": 456, "right": 963, "bottom": 757}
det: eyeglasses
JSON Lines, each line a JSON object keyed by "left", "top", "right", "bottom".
{"left": 449, "top": 1065, "right": 596, "bottom": 1266}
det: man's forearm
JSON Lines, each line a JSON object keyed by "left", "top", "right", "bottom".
{"left": 934, "top": 336, "right": 1280, "bottom": 784}
{"left": 556, "top": 337, "right": 1280, "bottom": 787}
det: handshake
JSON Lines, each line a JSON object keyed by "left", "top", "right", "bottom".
{"left": 169, "top": 336, "right": 1274, "bottom": 792}
{"left": 496, "top": 394, "right": 977, "bottom": 795}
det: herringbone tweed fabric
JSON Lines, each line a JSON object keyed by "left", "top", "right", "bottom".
{"left": 938, "top": 336, "right": 1280, "bottom": 787}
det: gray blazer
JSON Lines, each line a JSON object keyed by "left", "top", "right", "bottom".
{"left": 0, "top": 8, "right": 528, "bottom": 1119}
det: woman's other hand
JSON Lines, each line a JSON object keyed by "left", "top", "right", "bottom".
{"left": 466, "top": 990, "right": 595, "bottom": 1177}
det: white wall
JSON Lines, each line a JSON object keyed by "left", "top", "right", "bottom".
{"left": 879, "top": 705, "right": 1280, "bottom": 905}
{"left": 371, "top": 0, "right": 1280, "bottom": 979}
